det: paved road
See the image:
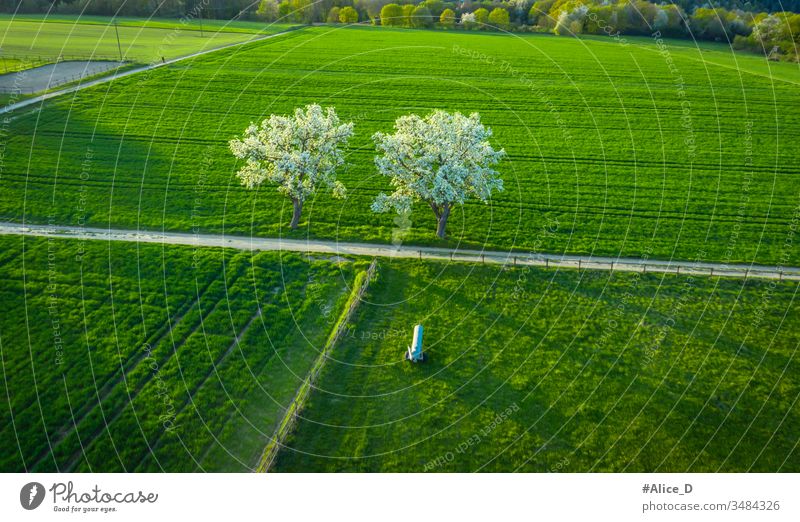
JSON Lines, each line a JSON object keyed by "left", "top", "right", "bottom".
{"left": 0, "top": 27, "right": 298, "bottom": 116}
{"left": 1, "top": 222, "right": 798, "bottom": 281}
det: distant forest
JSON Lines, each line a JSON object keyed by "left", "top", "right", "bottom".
{"left": 2, "top": 0, "right": 799, "bottom": 19}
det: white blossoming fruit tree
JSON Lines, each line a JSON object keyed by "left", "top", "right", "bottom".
{"left": 371, "top": 110, "right": 505, "bottom": 239}
{"left": 229, "top": 104, "right": 354, "bottom": 230}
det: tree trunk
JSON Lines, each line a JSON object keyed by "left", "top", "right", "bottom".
{"left": 436, "top": 204, "right": 450, "bottom": 239}
{"left": 290, "top": 198, "right": 303, "bottom": 229}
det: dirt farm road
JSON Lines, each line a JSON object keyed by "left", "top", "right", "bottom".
{"left": 1, "top": 221, "right": 798, "bottom": 281}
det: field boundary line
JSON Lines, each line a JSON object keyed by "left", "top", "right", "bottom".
{"left": 1, "top": 222, "right": 798, "bottom": 281}
{"left": 626, "top": 41, "right": 800, "bottom": 87}
{"left": 0, "top": 26, "right": 302, "bottom": 116}
{"left": 255, "top": 259, "right": 378, "bottom": 472}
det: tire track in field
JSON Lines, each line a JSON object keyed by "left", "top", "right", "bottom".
{"left": 1, "top": 272, "right": 199, "bottom": 466}
{"left": 58, "top": 291, "right": 231, "bottom": 472}
{"left": 133, "top": 307, "right": 263, "bottom": 471}
{"left": 57, "top": 257, "right": 253, "bottom": 471}
{"left": 27, "top": 273, "right": 220, "bottom": 471}
{"left": 63, "top": 277, "right": 218, "bottom": 435}
{"left": 1, "top": 221, "right": 798, "bottom": 281}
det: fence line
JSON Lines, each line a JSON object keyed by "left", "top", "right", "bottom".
{"left": 255, "top": 259, "right": 379, "bottom": 472}
{"left": 487, "top": 252, "right": 798, "bottom": 280}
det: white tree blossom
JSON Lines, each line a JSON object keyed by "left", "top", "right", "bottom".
{"left": 371, "top": 110, "right": 505, "bottom": 239}
{"left": 461, "top": 12, "right": 476, "bottom": 28}
{"left": 753, "top": 15, "right": 784, "bottom": 46}
{"left": 229, "top": 104, "right": 353, "bottom": 229}
{"left": 554, "top": 5, "right": 588, "bottom": 36}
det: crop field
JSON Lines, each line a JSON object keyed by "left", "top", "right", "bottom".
{"left": 582, "top": 33, "right": 800, "bottom": 85}
{"left": 0, "top": 235, "right": 361, "bottom": 471}
{"left": 1, "top": 14, "right": 288, "bottom": 34}
{"left": 0, "top": 16, "right": 292, "bottom": 65}
{"left": 272, "top": 259, "right": 800, "bottom": 472}
{"left": 2, "top": 26, "right": 799, "bottom": 266}
{"left": 1, "top": 21, "right": 800, "bottom": 477}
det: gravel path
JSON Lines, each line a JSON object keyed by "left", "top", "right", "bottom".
{"left": 0, "top": 60, "right": 125, "bottom": 93}
{"left": 1, "top": 221, "right": 798, "bottom": 281}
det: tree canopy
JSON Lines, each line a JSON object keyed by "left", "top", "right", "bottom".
{"left": 440, "top": 8, "right": 456, "bottom": 28}
{"left": 371, "top": 110, "right": 505, "bottom": 238}
{"left": 229, "top": 105, "right": 354, "bottom": 229}
{"left": 488, "top": 8, "right": 511, "bottom": 29}
{"left": 381, "top": 3, "right": 404, "bottom": 26}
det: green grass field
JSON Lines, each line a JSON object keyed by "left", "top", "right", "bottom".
{"left": 273, "top": 259, "right": 800, "bottom": 472}
{"left": 1, "top": 23, "right": 799, "bottom": 474}
{"left": 0, "top": 56, "right": 39, "bottom": 73}
{"left": 0, "top": 15, "right": 293, "bottom": 64}
{"left": 2, "top": 26, "right": 798, "bottom": 266}
{"left": 580, "top": 33, "right": 800, "bottom": 85}
{"left": 1, "top": 14, "right": 288, "bottom": 34}
{"left": 0, "top": 235, "right": 361, "bottom": 471}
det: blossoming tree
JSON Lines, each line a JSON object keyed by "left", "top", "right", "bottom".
{"left": 371, "top": 110, "right": 505, "bottom": 239}
{"left": 229, "top": 104, "right": 354, "bottom": 229}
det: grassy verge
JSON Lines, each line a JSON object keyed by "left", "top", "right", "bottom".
{"left": 273, "top": 258, "right": 800, "bottom": 472}
{"left": 256, "top": 259, "right": 377, "bottom": 471}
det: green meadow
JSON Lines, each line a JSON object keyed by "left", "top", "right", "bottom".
{"left": 0, "top": 15, "right": 292, "bottom": 64}
{"left": 0, "top": 235, "right": 361, "bottom": 471}
{"left": 1, "top": 22, "right": 799, "bottom": 473}
{"left": 2, "top": 26, "right": 799, "bottom": 265}
{"left": 273, "top": 259, "right": 800, "bottom": 472}
{"left": 1, "top": 14, "right": 287, "bottom": 34}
